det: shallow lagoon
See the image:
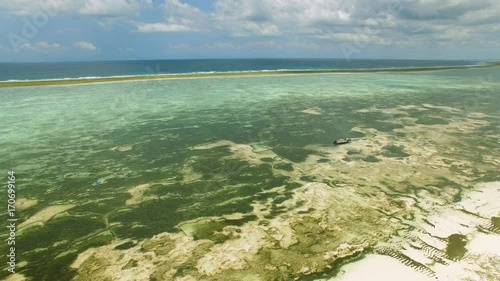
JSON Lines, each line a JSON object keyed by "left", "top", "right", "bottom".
{"left": 1, "top": 68, "right": 500, "bottom": 280}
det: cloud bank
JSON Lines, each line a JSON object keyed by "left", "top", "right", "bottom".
{"left": 0, "top": 0, "right": 499, "bottom": 61}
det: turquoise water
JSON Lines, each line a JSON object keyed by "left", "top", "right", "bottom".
{"left": 1, "top": 67, "right": 499, "bottom": 280}
{"left": 0, "top": 59, "right": 482, "bottom": 81}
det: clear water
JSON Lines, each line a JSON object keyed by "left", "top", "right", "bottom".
{"left": 0, "top": 66, "right": 499, "bottom": 280}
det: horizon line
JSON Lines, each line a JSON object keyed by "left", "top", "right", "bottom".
{"left": 0, "top": 57, "right": 498, "bottom": 64}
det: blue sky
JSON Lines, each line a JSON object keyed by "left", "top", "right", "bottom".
{"left": 0, "top": 0, "right": 499, "bottom": 62}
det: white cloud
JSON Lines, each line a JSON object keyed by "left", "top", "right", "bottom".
{"left": 36, "top": 41, "right": 63, "bottom": 48}
{"left": 234, "top": 22, "right": 280, "bottom": 37}
{"left": 395, "top": 0, "right": 495, "bottom": 20}
{"left": 162, "top": 0, "right": 201, "bottom": 18}
{"left": 18, "top": 41, "right": 66, "bottom": 52}
{"left": 167, "top": 43, "right": 191, "bottom": 49}
{"left": 135, "top": 0, "right": 206, "bottom": 32}
{"left": 2, "top": 0, "right": 500, "bottom": 59}
{"left": 79, "top": 0, "right": 151, "bottom": 16}
{"left": 245, "top": 40, "right": 282, "bottom": 48}
{"left": 0, "top": 0, "right": 151, "bottom": 17}
{"left": 139, "top": 0, "right": 496, "bottom": 49}
{"left": 202, "top": 42, "right": 239, "bottom": 50}
{"left": 73, "top": 41, "right": 98, "bottom": 51}
{"left": 458, "top": 3, "right": 500, "bottom": 24}
{"left": 212, "top": 0, "right": 355, "bottom": 37}
{"left": 4, "top": 0, "right": 498, "bottom": 46}
{"left": 19, "top": 44, "right": 35, "bottom": 50}
{"left": 136, "top": 22, "right": 195, "bottom": 32}
{"left": 211, "top": 0, "right": 500, "bottom": 47}
{"left": 0, "top": 0, "right": 69, "bottom": 16}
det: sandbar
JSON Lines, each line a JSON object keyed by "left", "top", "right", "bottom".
{"left": 19, "top": 204, "right": 75, "bottom": 229}
{"left": 1, "top": 63, "right": 499, "bottom": 88}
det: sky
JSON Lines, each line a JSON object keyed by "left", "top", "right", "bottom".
{"left": 0, "top": 0, "right": 499, "bottom": 62}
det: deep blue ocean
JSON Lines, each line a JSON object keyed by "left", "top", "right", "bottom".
{"left": 0, "top": 59, "right": 485, "bottom": 81}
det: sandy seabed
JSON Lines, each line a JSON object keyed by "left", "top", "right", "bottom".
{"left": 4, "top": 69, "right": 500, "bottom": 281}
{"left": 56, "top": 103, "right": 500, "bottom": 281}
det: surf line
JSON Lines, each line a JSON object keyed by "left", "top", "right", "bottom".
{"left": 6, "top": 171, "right": 17, "bottom": 274}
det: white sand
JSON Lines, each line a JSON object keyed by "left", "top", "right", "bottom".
{"left": 421, "top": 103, "right": 461, "bottom": 113}
{"left": 125, "top": 183, "right": 151, "bottom": 206}
{"left": 301, "top": 107, "right": 323, "bottom": 115}
{"left": 331, "top": 254, "right": 434, "bottom": 281}
{"left": 458, "top": 182, "right": 500, "bottom": 218}
{"left": 15, "top": 198, "right": 38, "bottom": 211}
{"left": 468, "top": 233, "right": 500, "bottom": 256}
{"left": 19, "top": 204, "right": 75, "bottom": 229}
{"left": 331, "top": 181, "right": 500, "bottom": 281}
{"left": 71, "top": 104, "right": 500, "bottom": 280}
{"left": 193, "top": 139, "right": 278, "bottom": 166}
{"left": 180, "top": 164, "right": 203, "bottom": 183}
{"left": 192, "top": 140, "right": 234, "bottom": 150}
{"left": 113, "top": 145, "right": 133, "bottom": 152}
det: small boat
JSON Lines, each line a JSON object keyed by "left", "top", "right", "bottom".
{"left": 333, "top": 138, "right": 351, "bottom": 145}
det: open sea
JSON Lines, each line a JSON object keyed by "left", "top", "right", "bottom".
{"left": 0, "top": 58, "right": 486, "bottom": 81}
{"left": 0, "top": 59, "right": 499, "bottom": 281}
